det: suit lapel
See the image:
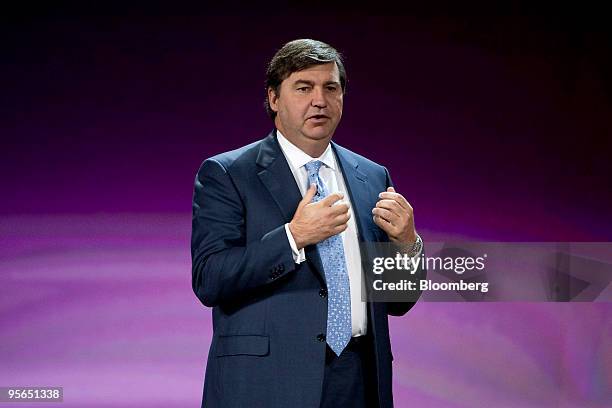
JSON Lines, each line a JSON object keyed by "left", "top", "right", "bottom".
{"left": 256, "top": 131, "right": 302, "bottom": 223}
{"left": 332, "top": 142, "right": 370, "bottom": 242}
{"left": 256, "top": 130, "right": 326, "bottom": 283}
{"left": 334, "top": 143, "right": 386, "bottom": 334}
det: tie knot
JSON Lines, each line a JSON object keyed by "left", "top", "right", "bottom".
{"left": 304, "top": 160, "right": 323, "bottom": 177}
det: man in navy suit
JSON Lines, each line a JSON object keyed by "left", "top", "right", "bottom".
{"left": 191, "top": 39, "right": 424, "bottom": 408}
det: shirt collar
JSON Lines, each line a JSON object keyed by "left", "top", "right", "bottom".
{"left": 276, "top": 129, "right": 336, "bottom": 171}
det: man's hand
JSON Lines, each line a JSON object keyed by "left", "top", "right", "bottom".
{"left": 372, "top": 187, "right": 417, "bottom": 245}
{"left": 289, "top": 184, "right": 350, "bottom": 250}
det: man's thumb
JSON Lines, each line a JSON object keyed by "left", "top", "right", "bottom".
{"left": 387, "top": 186, "right": 396, "bottom": 193}
{"left": 300, "top": 184, "right": 317, "bottom": 207}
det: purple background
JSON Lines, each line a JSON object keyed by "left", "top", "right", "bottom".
{"left": 1, "top": 5, "right": 611, "bottom": 407}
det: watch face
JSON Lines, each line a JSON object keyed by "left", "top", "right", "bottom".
{"left": 412, "top": 235, "right": 423, "bottom": 256}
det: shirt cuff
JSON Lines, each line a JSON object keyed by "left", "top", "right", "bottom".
{"left": 285, "top": 223, "right": 306, "bottom": 264}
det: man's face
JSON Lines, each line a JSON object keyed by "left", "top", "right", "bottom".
{"left": 269, "top": 62, "right": 343, "bottom": 146}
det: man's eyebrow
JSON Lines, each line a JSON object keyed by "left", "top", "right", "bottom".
{"left": 292, "top": 79, "right": 341, "bottom": 87}
{"left": 293, "top": 79, "right": 314, "bottom": 86}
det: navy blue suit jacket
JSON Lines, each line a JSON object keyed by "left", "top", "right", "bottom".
{"left": 191, "top": 130, "right": 422, "bottom": 407}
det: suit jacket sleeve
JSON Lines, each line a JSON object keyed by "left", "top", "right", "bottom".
{"left": 191, "top": 158, "right": 296, "bottom": 307}
{"left": 382, "top": 166, "right": 427, "bottom": 316}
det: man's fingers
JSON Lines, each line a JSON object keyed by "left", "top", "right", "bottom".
{"left": 387, "top": 186, "right": 395, "bottom": 193}
{"left": 328, "top": 202, "right": 350, "bottom": 216}
{"left": 376, "top": 199, "right": 403, "bottom": 214}
{"left": 320, "top": 192, "right": 344, "bottom": 207}
{"left": 331, "top": 211, "right": 350, "bottom": 226}
{"left": 333, "top": 223, "right": 349, "bottom": 235}
{"left": 378, "top": 191, "right": 411, "bottom": 211}
{"left": 373, "top": 215, "right": 390, "bottom": 229}
{"left": 372, "top": 207, "right": 396, "bottom": 225}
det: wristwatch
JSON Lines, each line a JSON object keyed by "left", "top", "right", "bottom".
{"left": 401, "top": 233, "right": 423, "bottom": 258}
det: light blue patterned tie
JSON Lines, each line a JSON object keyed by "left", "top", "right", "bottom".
{"left": 305, "top": 160, "right": 352, "bottom": 356}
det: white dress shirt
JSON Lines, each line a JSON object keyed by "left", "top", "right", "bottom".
{"left": 277, "top": 130, "right": 367, "bottom": 337}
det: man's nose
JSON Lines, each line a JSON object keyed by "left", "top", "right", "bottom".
{"left": 310, "top": 87, "right": 327, "bottom": 108}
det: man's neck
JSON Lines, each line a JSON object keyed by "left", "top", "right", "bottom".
{"left": 275, "top": 129, "right": 331, "bottom": 158}
{"left": 294, "top": 139, "right": 330, "bottom": 158}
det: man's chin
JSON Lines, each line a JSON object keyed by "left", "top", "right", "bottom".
{"left": 303, "top": 127, "right": 335, "bottom": 141}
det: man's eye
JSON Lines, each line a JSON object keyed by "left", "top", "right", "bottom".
{"left": 297, "top": 87, "right": 310, "bottom": 92}
{"left": 327, "top": 86, "right": 338, "bottom": 92}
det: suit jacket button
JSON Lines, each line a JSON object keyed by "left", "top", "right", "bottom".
{"left": 316, "top": 333, "right": 326, "bottom": 342}
{"left": 319, "top": 288, "right": 328, "bottom": 298}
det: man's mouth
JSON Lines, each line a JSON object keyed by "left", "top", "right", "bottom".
{"left": 308, "top": 114, "right": 329, "bottom": 121}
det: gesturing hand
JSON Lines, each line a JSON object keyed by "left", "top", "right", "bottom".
{"left": 289, "top": 184, "right": 351, "bottom": 250}
{"left": 372, "top": 187, "right": 417, "bottom": 245}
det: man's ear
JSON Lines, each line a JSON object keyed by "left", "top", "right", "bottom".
{"left": 267, "top": 87, "right": 279, "bottom": 112}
